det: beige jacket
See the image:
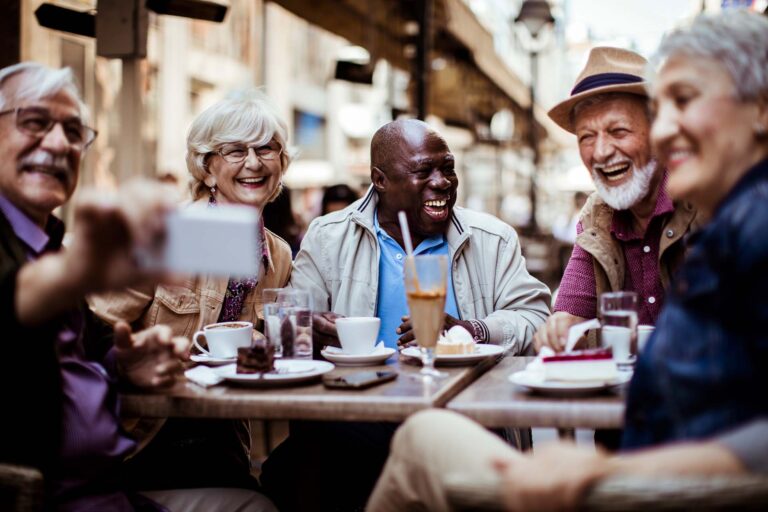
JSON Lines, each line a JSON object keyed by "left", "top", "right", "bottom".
{"left": 290, "top": 187, "right": 551, "bottom": 354}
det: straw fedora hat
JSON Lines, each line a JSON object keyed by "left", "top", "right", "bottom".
{"left": 548, "top": 47, "right": 648, "bottom": 133}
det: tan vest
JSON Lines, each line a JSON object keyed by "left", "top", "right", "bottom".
{"left": 575, "top": 193, "right": 697, "bottom": 345}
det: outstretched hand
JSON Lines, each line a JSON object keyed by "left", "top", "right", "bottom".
{"left": 114, "top": 321, "right": 189, "bottom": 389}
{"left": 64, "top": 180, "right": 178, "bottom": 295}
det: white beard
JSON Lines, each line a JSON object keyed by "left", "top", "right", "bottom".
{"left": 591, "top": 158, "right": 657, "bottom": 211}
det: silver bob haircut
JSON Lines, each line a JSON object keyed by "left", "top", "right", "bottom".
{"left": 650, "top": 10, "right": 768, "bottom": 103}
{"left": 186, "top": 89, "right": 292, "bottom": 202}
{"left": 0, "top": 62, "right": 86, "bottom": 120}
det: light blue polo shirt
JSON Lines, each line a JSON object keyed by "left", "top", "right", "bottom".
{"left": 374, "top": 212, "right": 459, "bottom": 348}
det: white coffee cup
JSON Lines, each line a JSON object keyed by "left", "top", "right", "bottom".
{"left": 193, "top": 321, "right": 253, "bottom": 358}
{"left": 601, "top": 325, "right": 632, "bottom": 362}
{"left": 637, "top": 324, "right": 655, "bottom": 352}
{"left": 335, "top": 317, "right": 380, "bottom": 355}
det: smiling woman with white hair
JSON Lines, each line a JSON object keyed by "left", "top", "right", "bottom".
{"left": 91, "top": 90, "right": 292, "bottom": 502}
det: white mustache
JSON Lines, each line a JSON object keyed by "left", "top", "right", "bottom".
{"left": 18, "top": 151, "right": 72, "bottom": 175}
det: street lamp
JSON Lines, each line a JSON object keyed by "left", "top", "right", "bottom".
{"left": 514, "top": 0, "right": 554, "bottom": 233}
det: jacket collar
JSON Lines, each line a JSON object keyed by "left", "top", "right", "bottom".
{"left": 353, "top": 186, "right": 471, "bottom": 253}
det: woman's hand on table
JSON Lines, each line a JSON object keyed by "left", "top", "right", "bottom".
{"left": 533, "top": 312, "right": 587, "bottom": 353}
{"left": 115, "top": 321, "right": 189, "bottom": 389}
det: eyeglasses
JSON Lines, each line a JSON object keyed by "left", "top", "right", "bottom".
{"left": 217, "top": 142, "right": 283, "bottom": 164}
{"left": 0, "top": 106, "right": 97, "bottom": 150}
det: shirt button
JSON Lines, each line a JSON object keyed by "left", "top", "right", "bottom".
{"left": 643, "top": 245, "right": 651, "bottom": 253}
{"left": 666, "top": 229, "right": 674, "bottom": 238}
{"left": 396, "top": 253, "right": 403, "bottom": 260}
{"left": 648, "top": 296, "right": 656, "bottom": 304}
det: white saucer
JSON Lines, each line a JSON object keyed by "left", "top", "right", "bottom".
{"left": 190, "top": 354, "right": 236, "bottom": 366}
{"left": 400, "top": 344, "right": 505, "bottom": 365}
{"left": 214, "top": 359, "right": 335, "bottom": 386}
{"left": 321, "top": 347, "right": 397, "bottom": 366}
{"left": 509, "top": 370, "right": 632, "bottom": 397}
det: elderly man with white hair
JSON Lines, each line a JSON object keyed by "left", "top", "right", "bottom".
{"left": 0, "top": 62, "right": 275, "bottom": 511}
{"left": 533, "top": 47, "right": 696, "bottom": 354}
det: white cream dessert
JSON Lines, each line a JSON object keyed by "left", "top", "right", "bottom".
{"left": 436, "top": 326, "right": 476, "bottom": 355}
{"left": 542, "top": 348, "right": 618, "bottom": 382}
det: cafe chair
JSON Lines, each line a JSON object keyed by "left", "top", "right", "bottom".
{"left": 0, "top": 463, "right": 44, "bottom": 512}
{"left": 445, "top": 473, "right": 768, "bottom": 511}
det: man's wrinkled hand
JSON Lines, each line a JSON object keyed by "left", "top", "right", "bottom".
{"left": 493, "top": 442, "right": 610, "bottom": 512}
{"left": 533, "top": 312, "right": 587, "bottom": 353}
{"left": 115, "top": 321, "right": 189, "bottom": 389}
{"left": 313, "top": 311, "right": 343, "bottom": 348}
{"left": 397, "top": 313, "right": 475, "bottom": 348}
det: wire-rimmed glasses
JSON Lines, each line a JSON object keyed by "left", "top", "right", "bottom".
{"left": 218, "top": 142, "right": 283, "bottom": 164}
{"left": 0, "top": 106, "right": 97, "bottom": 150}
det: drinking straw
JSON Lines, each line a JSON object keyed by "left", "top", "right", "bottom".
{"left": 398, "top": 211, "right": 420, "bottom": 292}
{"left": 397, "top": 211, "right": 415, "bottom": 256}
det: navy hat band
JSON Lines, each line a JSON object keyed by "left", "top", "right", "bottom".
{"left": 571, "top": 72, "right": 643, "bottom": 96}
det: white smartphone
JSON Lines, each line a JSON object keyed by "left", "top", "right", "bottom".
{"left": 139, "top": 203, "right": 262, "bottom": 277}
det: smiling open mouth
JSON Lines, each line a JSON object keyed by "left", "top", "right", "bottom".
{"left": 237, "top": 177, "right": 267, "bottom": 186}
{"left": 596, "top": 162, "right": 631, "bottom": 183}
{"left": 423, "top": 199, "right": 449, "bottom": 221}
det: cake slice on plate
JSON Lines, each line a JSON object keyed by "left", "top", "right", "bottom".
{"left": 542, "top": 348, "right": 617, "bottom": 382}
{"left": 436, "top": 325, "right": 476, "bottom": 355}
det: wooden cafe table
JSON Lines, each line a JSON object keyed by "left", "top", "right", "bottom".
{"left": 120, "top": 352, "right": 502, "bottom": 423}
{"left": 447, "top": 356, "right": 626, "bottom": 435}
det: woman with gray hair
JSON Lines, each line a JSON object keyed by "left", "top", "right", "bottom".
{"left": 365, "top": 11, "right": 768, "bottom": 512}
{"left": 91, "top": 90, "right": 292, "bottom": 504}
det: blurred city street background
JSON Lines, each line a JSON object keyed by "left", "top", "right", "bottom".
{"left": 2, "top": 0, "right": 765, "bottom": 293}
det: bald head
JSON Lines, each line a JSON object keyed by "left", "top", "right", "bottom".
{"left": 369, "top": 118, "right": 457, "bottom": 247}
{"left": 371, "top": 119, "right": 445, "bottom": 174}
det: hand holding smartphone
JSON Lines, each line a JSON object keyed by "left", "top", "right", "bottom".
{"left": 323, "top": 371, "right": 398, "bottom": 390}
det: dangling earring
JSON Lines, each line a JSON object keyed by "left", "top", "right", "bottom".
{"left": 208, "top": 184, "right": 217, "bottom": 207}
{"left": 210, "top": 185, "right": 217, "bottom": 195}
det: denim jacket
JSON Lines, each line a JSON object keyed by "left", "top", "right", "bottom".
{"left": 622, "top": 158, "right": 768, "bottom": 448}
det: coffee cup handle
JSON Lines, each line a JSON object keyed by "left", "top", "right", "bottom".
{"left": 192, "top": 331, "right": 211, "bottom": 356}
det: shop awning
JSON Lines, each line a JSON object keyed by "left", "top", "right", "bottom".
{"left": 270, "top": 0, "right": 549, "bottom": 138}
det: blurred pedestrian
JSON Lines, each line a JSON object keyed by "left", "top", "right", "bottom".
{"left": 320, "top": 183, "right": 358, "bottom": 215}
{"left": 263, "top": 185, "right": 304, "bottom": 257}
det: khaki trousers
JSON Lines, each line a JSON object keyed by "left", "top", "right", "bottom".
{"left": 366, "top": 409, "right": 520, "bottom": 512}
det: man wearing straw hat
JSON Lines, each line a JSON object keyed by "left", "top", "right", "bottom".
{"left": 260, "top": 118, "right": 550, "bottom": 511}
{"left": 533, "top": 46, "right": 696, "bottom": 354}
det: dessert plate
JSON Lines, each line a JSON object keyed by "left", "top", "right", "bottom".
{"left": 509, "top": 370, "right": 632, "bottom": 397}
{"left": 190, "top": 354, "right": 236, "bottom": 366}
{"left": 214, "top": 359, "right": 335, "bottom": 386}
{"left": 321, "top": 347, "right": 397, "bottom": 366}
{"left": 401, "top": 344, "right": 504, "bottom": 365}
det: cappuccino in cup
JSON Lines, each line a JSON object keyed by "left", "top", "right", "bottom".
{"left": 193, "top": 321, "right": 253, "bottom": 358}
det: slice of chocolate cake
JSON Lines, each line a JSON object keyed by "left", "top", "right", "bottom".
{"left": 237, "top": 342, "right": 275, "bottom": 374}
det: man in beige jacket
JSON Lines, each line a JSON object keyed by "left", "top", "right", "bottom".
{"left": 260, "top": 119, "right": 550, "bottom": 512}
{"left": 295, "top": 118, "right": 550, "bottom": 352}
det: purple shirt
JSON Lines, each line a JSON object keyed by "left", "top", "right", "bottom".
{"left": 0, "top": 195, "right": 140, "bottom": 511}
{"left": 554, "top": 177, "right": 675, "bottom": 325}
